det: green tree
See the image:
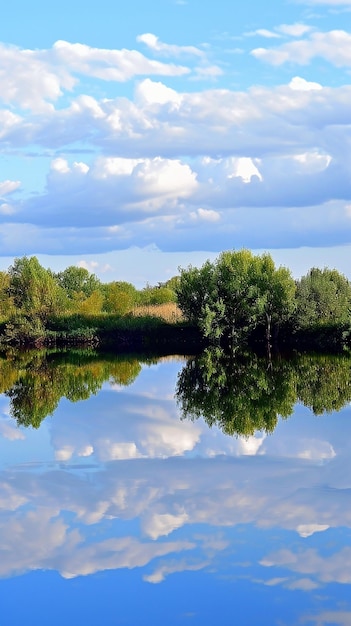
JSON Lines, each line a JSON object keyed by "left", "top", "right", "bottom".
{"left": 139, "top": 285, "right": 176, "bottom": 306}
{"left": 55, "top": 266, "right": 101, "bottom": 300}
{"left": 5, "top": 351, "right": 143, "bottom": 428}
{"left": 295, "top": 267, "right": 351, "bottom": 329}
{"left": 7, "top": 256, "right": 66, "bottom": 322}
{"left": 0, "top": 271, "right": 15, "bottom": 321}
{"left": 176, "top": 250, "right": 296, "bottom": 349}
{"left": 103, "top": 281, "right": 138, "bottom": 315}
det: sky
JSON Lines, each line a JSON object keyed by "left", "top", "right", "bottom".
{"left": 1, "top": 0, "right": 351, "bottom": 285}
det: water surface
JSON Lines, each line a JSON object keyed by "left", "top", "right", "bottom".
{"left": 1, "top": 349, "right": 351, "bottom": 626}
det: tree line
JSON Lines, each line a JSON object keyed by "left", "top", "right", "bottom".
{"left": 0, "top": 250, "right": 351, "bottom": 350}
{"left": 176, "top": 249, "right": 351, "bottom": 352}
{"left": 0, "top": 256, "right": 177, "bottom": 345}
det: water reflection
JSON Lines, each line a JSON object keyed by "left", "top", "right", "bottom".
{"left": 0, "top": 349, "right": 143, "bottom": 428}
{"left": 2, "top": 348, "right": 351, "bottom": 434}
{"left": 0, "top": 349, "right": 351, "bottom": 625}
{"left": 177, "top": 348, "right": 351, "bottom": 436}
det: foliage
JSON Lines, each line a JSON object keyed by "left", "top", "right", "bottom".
{"left": 176, "top": 250, "right": 296, "bottom": 349}
{"left": 8, "top": 256, "right": 66, "bottom": 322}
{"left": 295, "top": 267, "right": 351, "bottom": 328}
{"left": 0, "top": 271, "right": 15, "bottom": 322}
{"left": 102, "top": 281, "right": 138, "bottom": 315}
{"left": 139, "top": 285, "right": 177, "bottom": 306}
{"left": 0, "top": 253, "right": 350, "bottom": 350}
{"left": 55, "top": 266, "right": 101, "bottom": 299}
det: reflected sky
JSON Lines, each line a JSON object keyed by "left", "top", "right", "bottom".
{"left": 1, "top": 354, "right": 351, "bottom": 625}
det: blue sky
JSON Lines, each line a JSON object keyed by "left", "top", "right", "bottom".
{"left": 1, "top": 0, "right": 351, "bottom": 285}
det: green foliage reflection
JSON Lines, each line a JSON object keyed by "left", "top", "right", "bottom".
{"left": 0, "top": 350, "right": 142, "bottom": 429}
{"left": 176, "top": 349, "right": 351, "bottom": 437}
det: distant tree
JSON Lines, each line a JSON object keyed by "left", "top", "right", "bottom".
{"left": 76, "top": 290, "right": 104, "bottom": 315}
{"left": 295, "top": 267, "right": 351, "bottom": 328}
{"left": 103, "top": 281, "right": 138, "bottom": 315}
{"left": 55, "top": 266, "right": 101, "bottom": 299}
{"left": 139, "top": 285, "right": 176, "bottom": 306}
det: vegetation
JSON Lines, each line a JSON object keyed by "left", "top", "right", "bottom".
{"left": 0, "top": 250, "right": 350, "bottom": 351}
{"left": 3, "top": 347, "right": 351, "bottom": 433}
{"left": 176, "top": 348, "right": 351, "bottom": 437}
{"left": 176, "top": 250, "right": 296, "bottom": 352}
{"left": 176, "top": 250, "right": 351, "bottom": 353}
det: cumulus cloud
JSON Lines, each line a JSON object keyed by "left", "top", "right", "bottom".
{"left": 252, "top": 30, "right": 351, "bottom": 67}
{"left": 0, "top": 40, "right": 190, "bottom": 112}
{"left": 1, "top": 32, "right": 351, "bottom": 255}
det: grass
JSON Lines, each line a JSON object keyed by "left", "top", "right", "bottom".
{"left": 131, "top": 302, "right": 184, "bottom": 323}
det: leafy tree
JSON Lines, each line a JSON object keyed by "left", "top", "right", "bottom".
{"left": 0, "top": 271, "right": 15, "bottom": 321}
{"left": 296, "top": 354, "right": 351, "bottom": 414}
{"left": 139, "top": 285, "right": 176, "bottom": 306}
{"left": 103, "top": 281, "right": 138, "bottom": 315}
{"left": 75, "top": 290, "right": 104, "bottom": 315}
{"left": 295, "top": 267, "right": 351, "bottom": 328}
{"left": 7, "top": 256, "right": 66, "bottom": 322}
{"left": 176, "top": 250, "right": 296, "bottom": 349}
{"left": 55, "top": 266, "right": 101, "bottom": 300}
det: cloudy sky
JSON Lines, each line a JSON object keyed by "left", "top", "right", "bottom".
{"left": 1, "top": 0, "right": 351, "bottom": 285}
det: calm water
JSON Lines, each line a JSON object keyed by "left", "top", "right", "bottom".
{"left": 1, "top": 348, "right": 351, "bottom": 626}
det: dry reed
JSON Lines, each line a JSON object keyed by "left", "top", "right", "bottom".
{"left": 131, "top": 302, "right": 184, "bottom": 323}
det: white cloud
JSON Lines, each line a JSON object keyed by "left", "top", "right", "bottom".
{"left": 137, "top": 33, "right": 204, "bottom": 58}
{"left": 136, "top": 78, "right": 182, "bottom": 106}
{"left": 0, "top": 180, "right": 21, "bottom": 196}
{"left": 250, "top": 29, "right": 282, "bottom": 39}
{"left": 190, "top": 208, "right": 221, "bottom": 222}
{"left": 289, "top": 76, "right": 323, "bottom": 91}
{"left": 53, "top": 40, "right": 190, "bottom": 82}
{"left": 0, "top": 41, "right": 190, "bottom": 112}
{"left": 277, "top": 24, "right": 314, "bottom": 37}
{"left": 252, "top": 30, "right": 351, "bottom": 67}
{"left": 260, "top": 546, "right": 351, "bottom": 585}
{"left": 297, "top": 523, "right": 330, "bottom": 537}
{"left": 143, "top": 558, "right": 207, "bottom": 583}
{"left": 0, "top": 420, "right": 25, "bottom": 441}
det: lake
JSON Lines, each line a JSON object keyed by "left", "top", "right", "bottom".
{"left": 1, "top": 348, "right": 351, "bottom": 625}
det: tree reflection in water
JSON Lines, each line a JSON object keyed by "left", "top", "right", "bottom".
{"left": 0, "top": 349, "right": 143, "bottom": 429}
{"left": 1, "top": 347, "right": 351, "bottom": 434}
{"left": 176, "top": 348, "right": 351, "bottom": 437}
